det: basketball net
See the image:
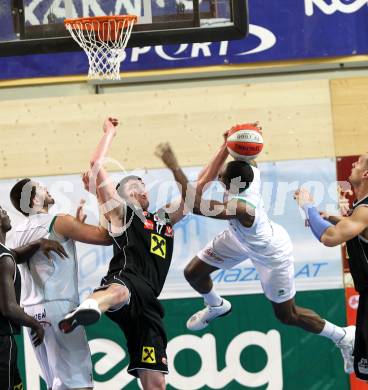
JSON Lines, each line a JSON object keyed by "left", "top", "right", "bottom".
{"left": 64, "top": 16, "right": 137, "bottom": 80}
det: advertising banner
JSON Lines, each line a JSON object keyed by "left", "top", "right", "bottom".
{"left": 2, "top": 158, "right": 343, "bottom": 302}
{"left": 16, "top": 290, "right": 349, "bottom": 389}
{"left": 0, "top": 0, "right": 367, "bottom": 79}
{"left": 3, "top": 157, "right": 349, "bottom": 388}
{"left": 336, "top": 155, "right": 358, "bottom": 272}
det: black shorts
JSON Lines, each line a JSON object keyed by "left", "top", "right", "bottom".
{"left": 0, "top": 335, "right": 23, "bottom": 390}
{"left": 96, "top": 272, "right": 168, "bottom": 378}
{"left": 353, "top": 292, "right": 368, "bottom": 380}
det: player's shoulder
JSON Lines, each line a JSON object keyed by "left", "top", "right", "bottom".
{"left": 352, "top": 203, "right": 368, "bottom": 222}
{"left": 0, "top": 246, "right": 16, "bottom": 281}
{"left": 0, "top": 243, "right": 15, "bottom": 262}
{"left": 17, "top": 213, "right": 54, "bottom": 232}
{"left": 249, "top": 164, "right": 261, "bottom": 180}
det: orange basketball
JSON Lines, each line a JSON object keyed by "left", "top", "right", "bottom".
{"left": 226, "top": 123, "right": 264, "bottom": 161}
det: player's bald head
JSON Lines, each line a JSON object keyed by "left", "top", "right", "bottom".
{"left": 361, "top": 154, "right": 368, "bottom": 168}
{"left": 116, "top": 175, "right": 142, "bottom": 197}
{"left": 349, "top": 154, "right": 368, "bottom": 187}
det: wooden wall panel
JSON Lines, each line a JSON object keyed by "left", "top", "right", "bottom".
{"left": 331, "top": 77, "right": 368, "bottom": 157}
{"left": 0, "top": 79, "right": 334, "bottom": 179}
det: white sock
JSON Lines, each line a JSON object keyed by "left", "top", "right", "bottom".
{"left": 202, "top": 288, "right": 222, "bottom": 307}
{"left": 319, "top": 320, "right": 346, "bottom": 343}
{"left": 79, "top": 298, "right": 101, "bottom": 314}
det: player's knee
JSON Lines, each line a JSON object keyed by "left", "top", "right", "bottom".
{"left": 151, "top": 375, "right": 166, "bottom": 390}
{"left": 108, "top": 284, "right": 129, "bottom": 304}
{"left": 141, "top": 375, "right": 165, "bottom": 390}
{"left": 184, "top": 263, "right": 196, "bottom": 283}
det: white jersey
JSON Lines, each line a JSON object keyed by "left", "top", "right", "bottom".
{"left": 9, "top": 213, "right": 79, "bottom": 307}
{"left": 199, "top": 165, "right": 295, "bottom": 303}
{"left": 228, "top": 165, "right": 278, "bottom": 253}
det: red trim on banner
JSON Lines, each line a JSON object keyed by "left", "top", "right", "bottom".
{"left": 336, "top": 156, "right": 358, "bottom": 273}
{"left": 345, "top": 287, "right": 367, "bottom": 389}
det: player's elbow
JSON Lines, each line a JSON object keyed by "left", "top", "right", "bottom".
{"left": 196, "top": 180, "right": 206, "bottom": 194}
{"left": 0, "top": 302, "right": 14, "bottom": 318}
{"left": 320, "top": 234, "right": 337, "bottom": 247}
{"left": 0, "top": 306, "right": 8, "bottom": 318}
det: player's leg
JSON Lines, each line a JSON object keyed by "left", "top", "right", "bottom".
{"left": 262, "top": 222, "right": 355, "bottom": 373}
{"left": 0, "top": 335, "right": 17, "bottom": 390}
{"left": 184, "top": 256, "right": 221, "bottom": 301}
{"left": 271, "top": 297, "right": 355, "bottom": 373}
{"left": 13, "top": 365, "right": 24, "bottom": 390}
{"left": 23, "top": 306, "right": 54, "bottom": 389}
{"left": 0, "top": 336, "right": 11, "bottom": 389}
{"left": 253, "top": 249, "right": 355, "bottom": 373}
{"left": 84, "top": 282, "right": 130, "bottom": 313}
{"left": 185, "top": 230, "right": 247, "bottom": 330}
{"left": 272, "top": 298, "right": 331, "bottom": 333}
{"left": 46, "top": 301, "right": 94, "bottom": 390}
{"left": 119, "top": 276, "right": 169, "bottom": 388}
{"left": 138, "top": 370, "right": 166, "bottom": 390}
{"left": 59, "top": 274, "right": 130, "bottom": 333}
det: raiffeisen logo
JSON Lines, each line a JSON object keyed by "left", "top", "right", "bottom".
{"left": 305, "top": 0, "right": 368, "bottom": 16}
{"left": 122, "top": 23, "right": 276, "bottom": 63}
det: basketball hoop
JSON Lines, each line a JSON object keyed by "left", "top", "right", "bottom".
{"left": 64, "top": 15, "right": 137, "bottom": 80}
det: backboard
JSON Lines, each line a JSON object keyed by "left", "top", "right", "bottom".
{"left": 0, "top": 0, "right": 248, "bottom": 56}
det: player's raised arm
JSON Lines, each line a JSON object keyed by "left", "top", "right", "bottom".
{"left": 295, "top": 188, "right": 368, "bottom": 247}
{"left": 89, "top": 118, "right": 125, "bottom": 227}
{"left": 154, "top": 142, "right": 190, "bottom": 225}
{"left": 155, "top": 143, "right": 254, "bottom": 224}
{"left": 196, "top": 130, "right": 229, "bottom": 190}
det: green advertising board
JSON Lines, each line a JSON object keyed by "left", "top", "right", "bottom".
{"left": 17, "top": 289, "right": 349, "bottom": 389}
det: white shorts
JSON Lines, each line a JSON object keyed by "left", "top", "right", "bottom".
{"left": 24, "top": 300, "right": 93, "bottom": 390}
{"left": 197, "top": 226, "right": 296, "bottom": 303}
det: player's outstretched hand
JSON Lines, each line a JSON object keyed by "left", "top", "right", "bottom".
{"left": 223, "top": 130, "right": 230, "bottom": 144}
{"left": 82, "top": 171, "right": 97, "bottom": 195}
{"left": 319, "top": 211, "right": 330, "bottom": 220}
{"left": 253, "top": 122, "right": 263, "bottom": 135}
{"left": 31, "top": 322, "right": 45, "bottom": 347}
{"left": 40, "top": 238, "right": 68, "bottom": 261}
{"left": 294, "top": 188, "right": 314, "bottom": 208}
{"left": 155, "top": 143, "right": 179, "bottom": 170}
{"left": 337, "top": 184, "right": 353, "bottom": 216}
{"left": 103, "top": 117, "right": 118, "bottom": 135}
{"left": 76, "top": 199, "right": 87, "bottom": 223}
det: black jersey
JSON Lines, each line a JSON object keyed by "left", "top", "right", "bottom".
{"left": 0, "top": 244, "right": 21, "bottom": 336}
{"left": 108, "top": 204, "right": 174, "bottom": 297}
{"left": 346, "top": 196, "right": 368, "bottom": 293}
